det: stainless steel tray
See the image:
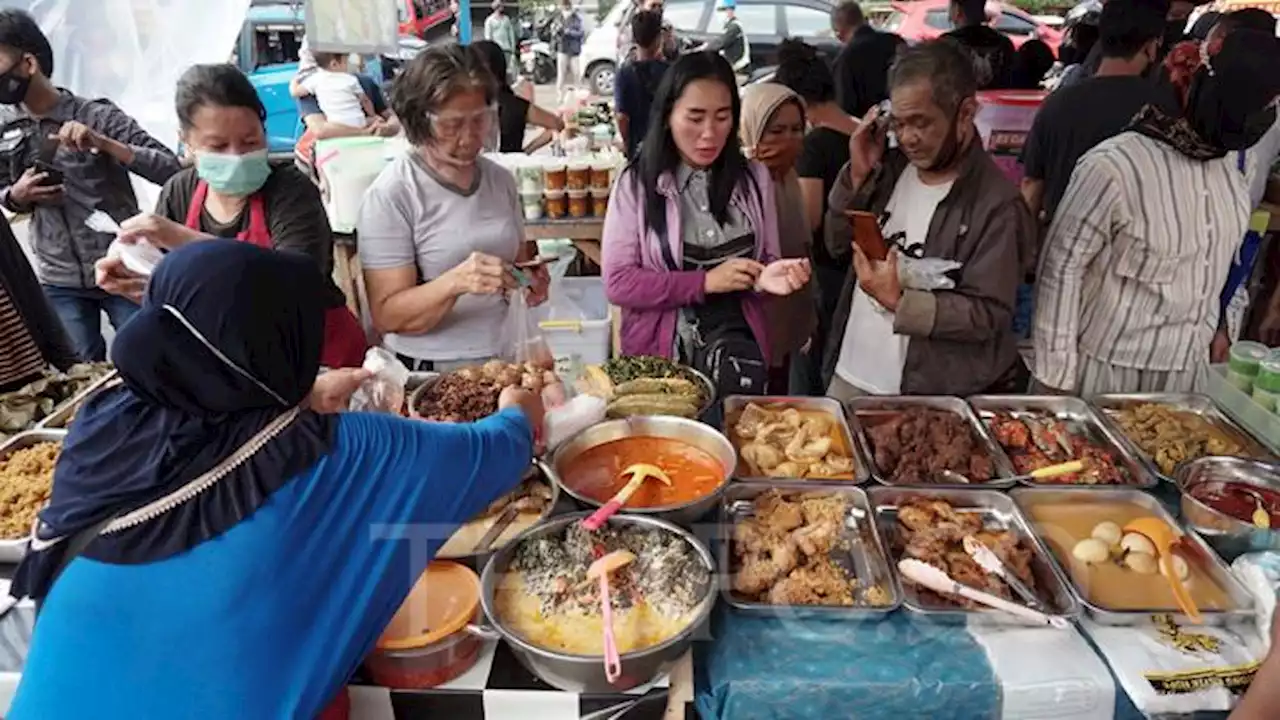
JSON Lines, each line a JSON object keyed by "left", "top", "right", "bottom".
{"left": 1090, "top": 393, "right": 1278, "bottom": 481}
{"left": 968, "top": 395, "right": 1157, "bottom": 489}
{"left": 0, "top": 429, "right": 68, "bottom": 563}
{"left": 848, "top": 396, "right": 1016, "bottom": 488}
{"left": 723, "top": 396, "right": 865, "bottom": 484}
{"left": 34, "top": 370, "right": 120, "bottom": 430}
{"left": 1010, "top": 487, "right": 1255, "bottom": 626}
{"left": 719, "top": 482, "right": 901, "bottom": 617}
{"left": 868, "top": 486, "right": 1081, "bottom": 625}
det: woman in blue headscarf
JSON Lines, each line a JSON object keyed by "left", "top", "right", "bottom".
{"left": 8, "top": 240, "right": 542, "bottom": 720}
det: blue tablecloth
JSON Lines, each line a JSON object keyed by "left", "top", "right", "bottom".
{"left": 694, "top": 607, "right": 1228, "bottom": 720}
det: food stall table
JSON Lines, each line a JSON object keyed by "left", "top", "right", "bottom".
{"left": 695, "top": 607, "right": 1173, "bottom": 720}
{"left": 521, "top": 217, "right": 604, "bottom": 267}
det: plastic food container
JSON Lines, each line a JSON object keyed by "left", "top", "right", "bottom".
{"left": 545, "top": 190, "right": 567, "bottom": 219}
{"left": 566, "top": 161, "right": 590, "bottom": 191}
{"left": 1254, "top": 358, "right": 1280, "bottom": 413}
{"left": 589, "top": 163, "right": 611, "bottom": 188}
{"left": 567, "top": 189, "right": 590, "bottom": 218}
{"left": 1226, "top": 367, "right": 1256, "bottom": 393}
{"left": 517, "top": 165, "right": 543, "bottom": 195}
{"left": 520, "top": 191, "right": 543, "bottom": 221}
{"left": 365, "top": 561, "right": 488, "bottom": 689}
{"left": 1230, "top": 341, "right": 1269, "bottom": 378}
{"left": 590, "top": 187, "right": 609, "bottom": 217}
{"left": 543, "top": 162, "right": 567, "bottom": 191}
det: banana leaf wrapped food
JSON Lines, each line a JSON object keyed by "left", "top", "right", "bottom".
{"left": 0, "top": 363, "right": 114, "bottom": 442}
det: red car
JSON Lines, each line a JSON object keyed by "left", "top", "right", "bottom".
{"left": 884, "top": 0, "right": 1064, "bottom": 56}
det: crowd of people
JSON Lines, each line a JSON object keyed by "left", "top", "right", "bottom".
{"left": 0, "top": 0, "right": 1278, "bottom": 715}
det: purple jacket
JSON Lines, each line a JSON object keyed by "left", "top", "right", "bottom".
{"left": 602, "top": 161, "right": 780, "bottom": 360}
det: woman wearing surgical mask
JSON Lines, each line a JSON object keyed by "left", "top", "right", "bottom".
{"left": 357, "top": 44, "right": 547, "bottom": 373}
{"left": 94, "top": 64, "right": 366, "bottom": 368}
{"left": 1033, "top": 29, "right": 1280, "bottom": 396}
{"left": 739, "top": 82, "right": 817, "bottom": 394}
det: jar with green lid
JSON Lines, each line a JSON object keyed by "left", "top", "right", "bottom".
{"left": 1253, "top": 357, "right": 1280, "bottom": 411}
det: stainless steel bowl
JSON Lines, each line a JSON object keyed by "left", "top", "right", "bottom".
{"left": 1175, "top": 456, "right": 1280, "bottom": 561}
{"left": 479, "top": 513, "right": 716, "bottom": 693}
{"left": 546, "top": 416, "right": 736, "bottom": 525}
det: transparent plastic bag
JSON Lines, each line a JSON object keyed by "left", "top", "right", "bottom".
{"left": 899, "top": 256, "right": 963, "bottom": 291}
{"left": 542, "top": 393, "right": 607, "bottom": 451}
{"left": 347, "top": 347, "right": 410, "bottom": 414}
{"left": 87, "top": 211, "right": 164, "bottom": 277}
{"left": 501, "top": 292, "right": 555, "bottom": 370}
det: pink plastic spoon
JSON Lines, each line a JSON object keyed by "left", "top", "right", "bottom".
{"left": 586, "top": 549, "right": 636, "bottom": 684}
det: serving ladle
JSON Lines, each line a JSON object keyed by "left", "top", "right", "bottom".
{"left": 587, "top": 549, "right": 636, "bottom": 684}
{"left": 1124, "top": 517, "right": 1202, "bottom": 624}
{"left": 582, "top": 464, "right": 672, "bottom": 531}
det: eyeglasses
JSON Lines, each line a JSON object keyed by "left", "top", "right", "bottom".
{"left": 427, "top": 105, "right": 499, "bottom": 138}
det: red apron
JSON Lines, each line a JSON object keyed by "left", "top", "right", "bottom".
{"left": 184, "top": 180, "right": 367, "bottom": 368}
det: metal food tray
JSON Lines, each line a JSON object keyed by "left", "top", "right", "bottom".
{"left": 719, "top": 481, "right": 901, "bottom": 617}
{"left": 1090, "top": 393, "right": 1278, "bottom": 481}
{"left": 868, "top": 486, "right": 1081, "bottom": 625}
{"left": 723, "top": 396, "right": 865, "bottom": 484}
{"left": 0, "top": 429, "right": 68, "bottom": 563}
{"left": 967, "top": 395, "right": 1157, "bottom": 489}
{"left": 34, "top": 370, "right": 120, "bottom": 430}
{"left": 1010, "top": 487, "right": 1255, "bottom": 626}
{"left": 848, "top": 396, "right": 1016, "bottom": 488}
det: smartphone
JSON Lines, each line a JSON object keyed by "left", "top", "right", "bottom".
{"left": 847, "top": 210, "right": 888, "bottom": 262}
{"left": 34, "top": 161, "right": 62, "bottom": 187}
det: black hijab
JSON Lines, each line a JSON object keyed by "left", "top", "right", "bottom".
{"left": 13, "top": 240, "right": 338, "bottom": 600}
{"left": 1132, "top": 30, "right": 1280, "bottom": 160}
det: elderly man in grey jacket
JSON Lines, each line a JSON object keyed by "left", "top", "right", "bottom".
{"left": 0, "top": 10, "right": 181, "bottom": 362}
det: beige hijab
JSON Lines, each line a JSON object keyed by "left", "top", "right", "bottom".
{"left": 740, "top": 83, "right": 816, "bottom": 366}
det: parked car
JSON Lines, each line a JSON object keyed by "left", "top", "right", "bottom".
{"left": 884, "top": 0, "right": 1063, "bottom": 55}
{"left": 582, "top": 0, "right": 841, "bottom": 96}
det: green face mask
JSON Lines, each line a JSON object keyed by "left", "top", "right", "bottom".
{"left": 195, "top": 149, "right": 271, "bottom": 196}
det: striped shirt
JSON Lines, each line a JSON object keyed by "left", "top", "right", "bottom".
{"left": 0, "top": 281, "right": 46, "bottom": 388}
{"left": 1033, "top": 131, "right": 1249, "bottom": 393}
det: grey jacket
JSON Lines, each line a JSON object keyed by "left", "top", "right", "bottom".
{"left": 0, "top": 91, "right": 182, "bottom": 288}
{"left": 822, "top": 137, "right": 1036, "bottom": 395}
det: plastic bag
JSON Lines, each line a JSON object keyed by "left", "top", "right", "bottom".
{"left": 542, "top": 393, "right": 607, "bottom": 451}
{"left": 347, "top": 347, "right": 410, "bottom": 414}
{"left": 899, "top": 256, "right": 963, "bottom": 291}
{"left": 501, "top": 291, "right": 554, "bottom": 370}
{"left": 543, "top": 279, "right": 589, "bottom": 323}
{"left": 87, "top": 211, "right": 164, "bottom": 277}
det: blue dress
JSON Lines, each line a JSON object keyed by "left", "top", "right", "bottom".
{"left": 9, "top": 409, "right": 533, "bottom": 720}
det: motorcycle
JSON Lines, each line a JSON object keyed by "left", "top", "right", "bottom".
{"left": 520, "top": 38, "right": 556, "bottom": 84}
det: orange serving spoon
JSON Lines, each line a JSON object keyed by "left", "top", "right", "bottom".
{"left": 581, "top": 464, "right": 673, "bottom": 531}
{"left": 1124, "top": 517, "right": 1202, "bottom": 624}
{"left": 587, "top": 549, "right": 636, "bottom": 684}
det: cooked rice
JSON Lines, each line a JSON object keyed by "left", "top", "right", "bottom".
{"left": 0, "top": 442, "right": 58, "bottom": 539}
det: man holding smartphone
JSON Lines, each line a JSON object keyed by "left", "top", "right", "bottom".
{"left": 0, "top": 10, "right": 181, "bottom": 362}
{"left": 821, "top": 41, "right": 1035, "bottom": 398}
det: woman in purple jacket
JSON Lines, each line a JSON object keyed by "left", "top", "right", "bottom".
{"left": 601, "top": 52, "right": 810, "bottom": 395}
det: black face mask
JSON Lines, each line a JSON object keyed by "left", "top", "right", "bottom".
{"left": 1162, "top": 19, "right": 1186, "bottom": 52}
{"left": 925, "top": 108, "right": 964, "bottom": 173}
{"left": 0, "top": 68, "right": 31, "bottom": 106}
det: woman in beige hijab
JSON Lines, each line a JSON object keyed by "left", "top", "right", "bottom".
{"left": 740, "top": 82, "right": 817, "bottom": 394}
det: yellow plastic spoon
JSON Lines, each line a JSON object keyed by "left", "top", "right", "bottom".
{"left": 1124, "top": 517, "right": 1202, "bottom": 624}
{"left": 581, "top": 464, "right": 672, "bottom": 531}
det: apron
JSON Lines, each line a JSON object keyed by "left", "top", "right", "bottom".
{"left": 184, "top": 180, "right": 367, "bottom": 368}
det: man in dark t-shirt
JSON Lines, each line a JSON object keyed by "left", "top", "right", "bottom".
{"left": 830, "top": 1, "right": 905, "bottom": 117}
{"left": 1020, "top": 0, "right": 1176, "bottom": 226}
{"left": 943, "top": 0, "right": 1015, "bottom": 89}
{"left": 614, "top": 10, "right": 668, "bottom": 158}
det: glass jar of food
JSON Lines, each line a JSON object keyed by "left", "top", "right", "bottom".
{"left": 566, "top": 161, "right": 591, "bottom": 191}
{"left": 567, "top": 189, "right": 590, "bottom": 218}
{"left": 517, "top": 165, "right": 543, "bottom": 195}
{"left": 543, "top": 162, "right": 567, "bottom": 191}
{"left": 544, "top": 190, "right": 567, "bottom": 219}
{"left": 591, "top": 187, "right": 609, "bottom": 217}
{"left": 589, "top": 163, "right": 611, "bottom": 189}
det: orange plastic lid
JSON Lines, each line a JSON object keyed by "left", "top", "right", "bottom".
{"left": 376, "top": 561, "right": 480, "bottom": 651}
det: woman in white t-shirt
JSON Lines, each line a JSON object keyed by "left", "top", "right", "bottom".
{"left": 357, "top": 44, "right": 548, "bottom": 372}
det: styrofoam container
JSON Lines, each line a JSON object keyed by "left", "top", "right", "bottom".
{"left": 536, "top": 277, "right": 610, "bottom": 373}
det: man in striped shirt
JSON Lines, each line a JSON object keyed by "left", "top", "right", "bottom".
{"left": 0, "top": 214, "right": 77, "bottom": 391}
{"left": 1032, "top": 29, "right": 1280, "bottom": 396}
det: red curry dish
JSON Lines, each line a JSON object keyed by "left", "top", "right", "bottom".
{"left": 1188, "top": 480, "right": 1280, "bottom": 528}
{"left": 558, "top": 436, "right": 727, "bottom": 508}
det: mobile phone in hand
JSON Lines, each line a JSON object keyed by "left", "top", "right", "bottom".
{"left": 33, "top": 161, "right": 62, "bottom": 187}
{"left": 848, "top": 210, "right": 888, "bottom": 262}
